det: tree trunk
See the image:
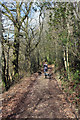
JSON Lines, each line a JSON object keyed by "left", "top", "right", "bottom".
{"left": 66, "top": 23, "right": 70, "bottom": 80}
{"left": 2, "top": 46, "right": 7, "bottom": 90}
{"left": 12, "top": 26, "right": 20, "bottom": 81}
{"left": 37, "top": 51, "right": 40, "bottom": 69}
{"left": 55, "top": 40, "right": 58, "bottom": 69}
{"left": 63, "top": 46, "right": 67, "bottom": 71}
{"left": 66, "top": 42, "right": 69, "bottom": 79}
{"left": 0, "top": 12, "right": 8, "bottom": 90}
{"left": 6, "top": 41, "right": 10, "bottom": 88}
{"left": 25, "top": 54, "right": 31, "bottom": 73}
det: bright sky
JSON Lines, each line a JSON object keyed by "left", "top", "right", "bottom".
{"left": 1, "top": 0, "right": 79, "bottom": 2}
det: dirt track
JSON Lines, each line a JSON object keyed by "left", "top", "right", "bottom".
{"left": 2, "top": 70, "right": 77, "bottom": 119}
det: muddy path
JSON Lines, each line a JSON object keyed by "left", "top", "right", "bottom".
{"left": 2, "top": 68, "right": 77, "bottom": 119}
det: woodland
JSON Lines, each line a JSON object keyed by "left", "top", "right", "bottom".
{"left": 0, "top": 1, "right": 80, "bottom": 118}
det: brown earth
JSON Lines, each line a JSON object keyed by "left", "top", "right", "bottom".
{"left": 1, "top": 66, "right": 78, "bottom": 119}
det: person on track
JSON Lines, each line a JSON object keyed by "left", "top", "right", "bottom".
{"left": 43, "top": 61, "right": 48, "bottom": 78}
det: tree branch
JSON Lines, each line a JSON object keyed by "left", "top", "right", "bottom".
{"left": 0, "top": 10, "right": 15, "bottom": 23}
{"left": 0, "top": 2, "right": 15, "bottom": 22}
{"left": 21, "top": 2, "right": 33, "bottom": 25}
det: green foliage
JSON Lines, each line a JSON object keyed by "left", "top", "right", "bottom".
{"left": 15, "top": 73, "right": 18, "bottom": 78}
{"left": 59, "top": 34, "right": 68, "bottom": 46}
{"left": 73, "top": 70, "right": 80, "bottom": 84}
{"left": 30, "top": 55, "right": 38, "bottom": 73}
